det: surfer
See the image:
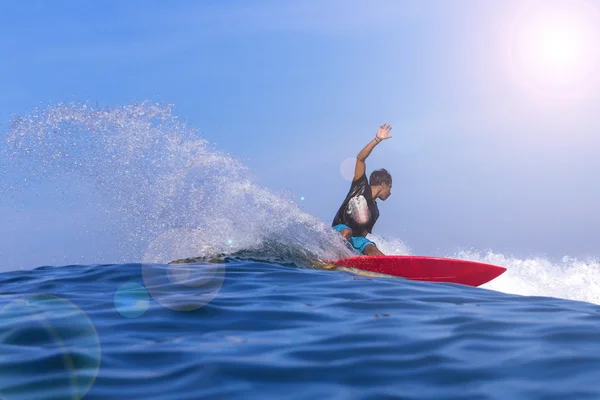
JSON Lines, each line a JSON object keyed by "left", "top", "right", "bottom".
{"left": 332, "top": 124, "right": 392, "bottom": 256}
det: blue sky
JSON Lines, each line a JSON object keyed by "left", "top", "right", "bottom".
{"left": 2, "top": 0, "right": 600, "bottom": 269}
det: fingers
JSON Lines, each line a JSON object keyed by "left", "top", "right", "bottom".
{"left": 380, "top": 123, "right": 392, "bottom": 132}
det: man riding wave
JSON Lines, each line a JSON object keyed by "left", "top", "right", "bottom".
{"left": 332, "top": 124, "right": 392, "bottom": 256}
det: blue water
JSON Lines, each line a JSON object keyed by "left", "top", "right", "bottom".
{"left": 1, "top": 257, "right": 600, "bottom": 399}
{"left": 2, "top": 102, "right": 600, "bottom": 399}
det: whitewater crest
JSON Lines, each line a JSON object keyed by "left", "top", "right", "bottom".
{"left": 4, "top": 102, "right": 352, "bottom": 265}
{"left": 455, "top": 250, "right": 600, "bottom": 305}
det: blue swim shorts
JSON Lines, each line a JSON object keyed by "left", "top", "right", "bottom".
{"left": 332, "top": 224, "right": 376, "bottom": 254}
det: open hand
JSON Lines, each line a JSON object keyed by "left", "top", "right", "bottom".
{"left": 376, "top": 123, "right": 392, "bottom": 140}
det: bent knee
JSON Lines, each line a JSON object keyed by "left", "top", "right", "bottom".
{"left": 362, "top": 243, "right": 384, "bottom": 256}
{"left": 340, "top": 228, "right": 352, "bottom": 240}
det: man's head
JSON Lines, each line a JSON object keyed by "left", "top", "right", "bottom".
{"left": 369, "top": 169, "right": 392, "bottom": 200}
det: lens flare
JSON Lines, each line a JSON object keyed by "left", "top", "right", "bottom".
{"left": 114, "top": 282, "right": 150, "bottom": 318}
{"left": 509, "top": 0, "right": 600, "bottom": 96}
{"left": 340, "top": 157, "right": 355, "bottom": 181}
{"left": 141, "top": 228, "right": 226, "bottom": 311}
{"left": 0, "top": 295, "right": 101, "bottom": 400}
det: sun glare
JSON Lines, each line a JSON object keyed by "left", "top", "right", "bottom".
{"left": 510, "top": 0, "right": 600, "bottom": 96}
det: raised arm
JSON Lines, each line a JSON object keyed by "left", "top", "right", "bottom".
{"left": 354, "top": 123, "right": 392, "bottom": 181}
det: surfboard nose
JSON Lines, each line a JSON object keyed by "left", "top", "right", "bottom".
{"left": 326, "top": 256, "right": 508, "bottom": 287}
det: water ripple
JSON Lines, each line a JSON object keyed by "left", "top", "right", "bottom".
{"left": 1, "top": 260, "right": 600, "bottom": 399}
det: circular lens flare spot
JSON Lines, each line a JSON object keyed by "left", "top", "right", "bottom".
{"left": 142, "top": 229, "right": 226, "bottom": 311}
{"left": 340, "top": 157, "right": 355, "bottom": 181}
{"left": 0, "top": 295, "right": 101, "bottom": 400}
{"left": 114, "top": 282, "right": 150, "bottom": 318}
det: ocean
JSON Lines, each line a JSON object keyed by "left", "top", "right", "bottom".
{"left": 1, "top": 103, "right": 600, "bottom": 399}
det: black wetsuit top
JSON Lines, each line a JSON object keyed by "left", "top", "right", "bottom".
{"left": 332, "top": 174, "right": 379, "bottom": 237}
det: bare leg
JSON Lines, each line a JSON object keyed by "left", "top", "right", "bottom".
{"left": 363, "top": 244, "right": 384, "bottom": 256}
{"left": 339, "top": 228, "right": 352, "bottom": 240}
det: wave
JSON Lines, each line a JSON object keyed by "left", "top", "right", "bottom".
{"left": 3, "top": 101, "right": 599, "bottom": 305}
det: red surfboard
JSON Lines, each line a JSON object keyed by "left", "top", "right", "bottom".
{"left": 329, "top": 256, "right": 506, "bottom": 287}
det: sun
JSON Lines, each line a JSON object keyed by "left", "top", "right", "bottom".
{"left": 509, "top": 0, "right": 600, "bottom": 96}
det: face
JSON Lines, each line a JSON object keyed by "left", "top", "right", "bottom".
{"left": 380, "top": 183, "right": 392, "bottom": 200}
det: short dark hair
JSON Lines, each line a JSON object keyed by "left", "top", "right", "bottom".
{"left": 369, "top": 168, "right": 392, "bottom": 186}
